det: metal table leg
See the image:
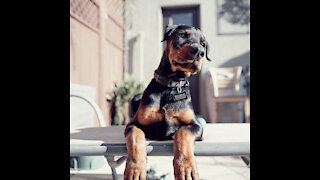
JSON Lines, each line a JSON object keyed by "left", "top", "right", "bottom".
{"left": 240, "top": 156, "right": 250, "bottom": 168}
{"left": 105, "top": 156, "right": 127, "bottom": 180}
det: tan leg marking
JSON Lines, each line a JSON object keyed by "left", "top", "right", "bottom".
{"left": 124, "top": 126, "right": 147, "bottom": 180}
{"left": 173, "top": 127, "right": 199, "bottom": 180}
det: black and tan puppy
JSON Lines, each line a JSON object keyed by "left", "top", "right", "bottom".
{"left": 124, "top": 24, "right": 211, "bottom": 180}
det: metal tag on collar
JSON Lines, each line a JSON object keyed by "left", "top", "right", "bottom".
{"left": 177, "top": 86, "right": 182, "bottom": 93}
{"left": 177, "top": 81, "right": 183, "bottom": 93}
{"left": 173, "top": 91, "right": 187, "bottom": 101}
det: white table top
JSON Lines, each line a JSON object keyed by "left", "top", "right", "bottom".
{"left": 70, "top": 123, "right": 250, "bottom": 156}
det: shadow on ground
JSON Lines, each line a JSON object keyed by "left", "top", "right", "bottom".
{"left": 70, "top": 174, "right": 122, "bottom": 180}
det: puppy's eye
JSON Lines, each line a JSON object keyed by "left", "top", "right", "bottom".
{"left": 178, "top": 32, "right": 187, "bottom": 38}
{"left": 201, "top": 42, "right": 206, "bottom": 47}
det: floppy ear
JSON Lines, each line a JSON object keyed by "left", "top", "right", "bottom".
{"left": 205, "top": 41, "right": 212, "bottom": 61}
{"left": 161, "top": 24, "right": 180, "bottom": 42}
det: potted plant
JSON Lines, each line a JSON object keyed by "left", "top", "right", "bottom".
{"left": 106, "top": 74, "right": 145, "bottom": 125}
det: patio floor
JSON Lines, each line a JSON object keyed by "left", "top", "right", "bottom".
{"left": 70, "top": 156, "right": 250, "bottom": 180}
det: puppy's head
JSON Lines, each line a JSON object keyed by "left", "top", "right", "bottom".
{"left": 161, "top": 24, "right": 212, "bottom": 77}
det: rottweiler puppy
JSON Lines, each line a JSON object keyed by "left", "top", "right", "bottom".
{"left": 124, "top": 24, "right": 211, "bottom": 180}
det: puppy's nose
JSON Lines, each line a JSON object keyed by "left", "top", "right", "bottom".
{"left": 190, "top": 45, "right": 205, "bottom": 58}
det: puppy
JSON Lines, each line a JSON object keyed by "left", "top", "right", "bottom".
{"left": 124, "top": 24, "right": 211, "bottom": 180}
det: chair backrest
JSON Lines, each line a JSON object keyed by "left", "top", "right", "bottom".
{"left": 70, "top": 83, "right": 106, "bottom": 131}
{"left": 206, "top": 66, "right": 242, "bottom": 97}
{"left": 70, "top": 94, "right": 106, "bottom": 128}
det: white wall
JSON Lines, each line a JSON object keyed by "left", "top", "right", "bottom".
{"left": 124, "top": 0, "right": 250, "bottom": 122}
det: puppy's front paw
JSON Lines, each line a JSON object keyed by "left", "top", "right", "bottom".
{"left": 173, "top": 157, "right": 199, "bottom": 180}
{"left": 124, "top": 159, "right": 147, "bottom": 180}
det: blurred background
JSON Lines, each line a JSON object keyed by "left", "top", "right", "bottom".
{"left": 70, "top": 0, "right": 250, "bottom": 179}
{"left": 70, "top": 0, "right": 250, "bottom": 129}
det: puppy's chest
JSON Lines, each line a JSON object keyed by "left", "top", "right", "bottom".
{"left": 163, "top": 105, "right": 194, "bottom": 125}
{"left": 137, "top": 89, "right": 194, "bottom": 126}
{"left": 160, "top": 86, "right": 194, "bottom": 124}
{"left": 137, "top": 105, "right": 194, "bottom": 126}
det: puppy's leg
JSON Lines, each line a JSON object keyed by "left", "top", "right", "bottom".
{"left": 173, "top": 124, "right": 202, "bottom": 180}
{"left": 124, "top": 125, "right": 147, "bottom": 180}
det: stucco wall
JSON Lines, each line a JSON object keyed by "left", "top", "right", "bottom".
{"left": 124, "top": 0, "right": 250, "bottom": 122}
{"left": 70, "top": 0, "right": 124, "bottom": 126}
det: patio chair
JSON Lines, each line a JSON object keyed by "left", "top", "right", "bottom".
{"left": 70, "top": 94, "right": 128, "bottom": 179}
{"left": 205, "top": 66, "right": 250, "bottom": 123}
{"left": 70, "top": 94, "right": 106, "bottom": 128}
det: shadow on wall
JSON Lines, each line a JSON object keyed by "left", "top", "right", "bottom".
{"left": 220, "top": 50, "right": 250, "bottom": 96}
{"left": 219, "top": 51, "right": 250, "bottom": 68}
{"left": 126, "top": 33, "right": 143, "bottom": 83}
{"left": 127, "top": 36, "right": 139, "bottom": 75}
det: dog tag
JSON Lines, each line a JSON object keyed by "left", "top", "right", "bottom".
{"left": 174, "top": 92, "right": 187, "bottom": 101}
{"left": 177, "top": 86, "right": 182, "bottom": 93}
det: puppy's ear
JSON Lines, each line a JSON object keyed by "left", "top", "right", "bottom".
{"left": 205, "top": 41, "right": 212, "bottom": 61}
{"left": 161, "top": 24, "right": 180, "bottom": 42}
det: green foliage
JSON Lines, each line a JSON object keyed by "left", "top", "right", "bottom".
{"left": 106, "top": 74, "right": 145, "bottom": 125}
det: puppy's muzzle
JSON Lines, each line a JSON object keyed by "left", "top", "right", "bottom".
{"left": 190, "top": 44, "right": 205, "bottom": 59}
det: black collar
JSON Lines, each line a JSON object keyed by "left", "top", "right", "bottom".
{"left": 154, "top": 71, "right": 191, "bottom": 103}
{"left": 154, "top": 71, "right": 190, "bottom": 88}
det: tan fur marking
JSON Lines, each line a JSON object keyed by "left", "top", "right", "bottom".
{"left": 165, "top": 108, "right": 179, "bottom": 124}
{"left": 198, "top": 58, "right": 203, "bottom": 71}
{"left": 173, "top": 127, "right": 199, "bottom": 180}
{"left": 173, "top": 127, "right": 195, "bottom": 158}
{"left": 168, "top": 43, "right": 193, "bottom": 64}
{"left": 137, "top": 106, "right": 164, "bottom": 126}
{"left": 184, "top": 71, "right": 191, "bottom": 77}
{"left": 125, "top": 126, "right": 146, "bottom": 162}
{"left": 178, "top": 110, "right": 194, "bottom": 124}
{"left": 125, "top": 126, "right": 147, "bottom": 180}
{"left": 166, "top": 108, "right": 194, "bottom": 125}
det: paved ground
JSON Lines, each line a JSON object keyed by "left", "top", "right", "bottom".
{"left": 70, "top": 156, "right": 250, "bottom": 180}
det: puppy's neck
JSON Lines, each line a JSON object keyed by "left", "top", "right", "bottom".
{"left": 155, "top": 50, "right": 186, "bottom": 79}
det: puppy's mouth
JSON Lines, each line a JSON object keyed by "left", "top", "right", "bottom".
{"left": 172, "top": 59, "right": 194, "bottom": 65}
{"left": 172, "top": 59, "right": 201, "bottom": 74}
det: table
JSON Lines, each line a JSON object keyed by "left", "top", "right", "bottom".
{"left": 70, "top": 123, "right": 250, "bottom": 179}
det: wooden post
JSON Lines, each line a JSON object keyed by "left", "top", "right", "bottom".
{"left": 212, "top": 101, "right": 218, "bottom": 123}
{"left": 244, "top": 98, "right": 250, "bottom": 123}
{"left": 98, "top": 0, "right": 107, "bottom": 125}
{"left": 234, "top": 102, "right": 239, "bottom": 123}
